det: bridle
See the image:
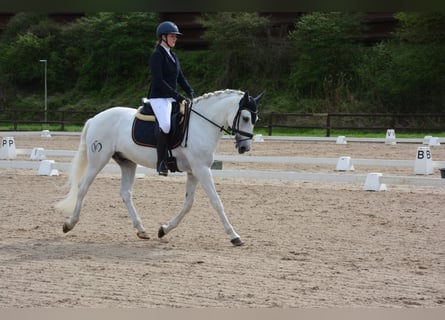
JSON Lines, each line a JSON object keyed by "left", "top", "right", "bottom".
{"left": 190, "top": 96, "right": 258, "bottom": 141}
{"left": 230, "top": 98, "right": 258, "bottom": 143}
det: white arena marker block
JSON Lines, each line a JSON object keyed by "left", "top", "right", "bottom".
{"left": 414, "top": 146, "right": 433, "bottom": 175}
{"left": 41, "top": 129, "right": 51, "bottom": 138}
{"left": 30, "top": 147, "right": 46, "bottom": 160}
{"left": 0, "top": 136, "right": 17, "bottom": 159}
{"left": 38, "top": 159, "right": 59, "bottom": 176}
{"left": 423, "top": 135, "right": 432, "bottom": 145}
{"left": 335, "top": 156, "right": 354, "bottom": 171}
{"left": 428, "top": 137, "right": 440, "bottom": 147}
{"left": 336, "top": 136, "right": 347, "bottom": 144}
{"left": 385, "top": 129, "right": 396, "bottom": 144}
{"left": 363, "top": 172, "right": 387, "bottom": 191}
{"left": 253, "top": 134, "right": 264, "bottom": 142}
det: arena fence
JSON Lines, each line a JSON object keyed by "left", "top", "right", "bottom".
{"left": 1, "top": 109, "right": 445, "bottom": 135}
{"left": 257, "top": 112, "right": 445, "bottom": 136}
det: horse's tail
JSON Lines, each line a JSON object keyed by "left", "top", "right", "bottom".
{"left": 55, "top": 119, "right": 91, "bottom": 214}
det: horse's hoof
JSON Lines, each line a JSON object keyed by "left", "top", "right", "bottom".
{"left": 231, "top": 237, "right": 244, "bottom": 246}
{"left": 158, "top": 226, "right": 165, "bottom": 238}
{"left": 62, "top": 223, "right": 71, "bottom": 233}
{"left": 137, "top": 231, "right": 150, "bottom": 240}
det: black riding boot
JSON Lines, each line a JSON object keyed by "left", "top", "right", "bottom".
{"left": 156, "top": 130, "right": 169, "bottom": 176}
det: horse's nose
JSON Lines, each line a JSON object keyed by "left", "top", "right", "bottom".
{"left": 238, "top": 144, "right": 250, "bottom": 154}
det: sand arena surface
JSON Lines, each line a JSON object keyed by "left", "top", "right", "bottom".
{"left": 0, "top": 134, "right": 444, "bottom": 307}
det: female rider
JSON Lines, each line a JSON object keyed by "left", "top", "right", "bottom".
{"left": 148, "top": 21, "right": 195, "bottom": 176}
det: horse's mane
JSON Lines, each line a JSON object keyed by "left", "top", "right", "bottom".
{"left": 194, "top": 89, "right": 244, "bottom": 105}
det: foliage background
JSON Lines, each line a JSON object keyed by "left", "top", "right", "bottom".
{"left": 0, "top": 12, "right": 444, "bottom": 117}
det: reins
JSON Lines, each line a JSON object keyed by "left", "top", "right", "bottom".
{"left": 190, "top": 107, "right": 232, "bottom": 136}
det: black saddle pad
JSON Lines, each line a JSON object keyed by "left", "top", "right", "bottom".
{"left": 131, "top": 102, "right": 190, "bottom": 149}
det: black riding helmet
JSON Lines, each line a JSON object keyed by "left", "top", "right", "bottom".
{"left": 156, "top": 21, "right": 183, "bottom": 39}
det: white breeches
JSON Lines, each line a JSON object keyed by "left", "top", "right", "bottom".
{"left": 149, "top": 97, "right": 175, "bottom": 133}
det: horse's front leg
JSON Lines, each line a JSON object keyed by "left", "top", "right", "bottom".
{"left": 193, "top": 167, "right": 243, "bottom": 246}
{"left": 158, "top": 172, "right": 198, "bottom": 239}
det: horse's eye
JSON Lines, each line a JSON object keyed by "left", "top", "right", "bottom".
{"left": 242, "top": 116, "right": 250, "bottom": 123}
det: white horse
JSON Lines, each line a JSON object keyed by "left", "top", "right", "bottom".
{"left": 55, "top": 89, "right": 264, "bottom": 246}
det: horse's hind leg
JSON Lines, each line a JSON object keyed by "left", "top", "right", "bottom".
{"left": 63, "top": 165, "right": 103, "bottom": 233}
{"left": 158, "top": 172, "right": 198, "bottom": 239}
{"left": 114, "top": 155, "right": 149, "bottom": 239}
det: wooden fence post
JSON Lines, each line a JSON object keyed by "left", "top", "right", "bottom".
{"left": 326, "top": 113, "right": 331, "bottom": 137}
{"left": 268, "top": 112, "right": 274, "bottom": 136}
{"left": 13, "top": 110, "right": 18, "bottom": 131}
{"left": 61, "top": 111, "right": 65, "bottom": 131}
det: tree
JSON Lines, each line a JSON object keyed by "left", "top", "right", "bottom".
{"left": 198, "top": 12, "right": 290, "bottom": 92}
{"left": 0, "top": 13, "right": 57, "bottom": 89}
{"left": 288, "top": 12, "right": 366, "bottom": 111}
{"left": 357, "top": 12, "right": 445, "bottom": 113}
{"left": 65, "top": 12, "right": 159, "bottom": 91}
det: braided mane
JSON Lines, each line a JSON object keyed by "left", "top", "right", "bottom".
{"left": 194, "top": 89, "right": 244, "bottom": 104}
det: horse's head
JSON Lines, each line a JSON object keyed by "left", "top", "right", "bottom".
{"left": 232, "top": 91, "right": 265, "bottom": 154}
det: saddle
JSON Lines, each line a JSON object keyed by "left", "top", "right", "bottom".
{"left": 131, "top": 98, "right": 191, "bottom": 171}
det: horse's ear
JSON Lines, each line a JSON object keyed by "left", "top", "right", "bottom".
{"left": 242, "top": 90, "right": 249, "bottom": 103}
{"left": 254, "top": 91, "right": 265, "bottom": 104}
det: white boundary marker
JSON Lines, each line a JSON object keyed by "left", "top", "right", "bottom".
{"left": 41, "top": 130, "right": 51, "bottom": 138}
{"left": 363, "top": 173, "right": 387, "bottom": 191}
{"left": 385, "top": 129, "right": 397, "bottom": 144}
{"left": 335, "top": 156, "right": 354, "bottom": 171}
{"left": 30, "top": 147, "right": 46, "bottom": 160}
{"left": 0, "top": 137, "right": 17, "bottom": 159}
{"left": 414, "top": 146, "right": 434, "bottom": 175}
{"left": 336, "top": 136, "right": 347, "bottom": 144}
{"left": 37, "top": 159, "right": 59, "bottom": 176}
{"left": 428, "top": 137, "right": 441, "bottom": 147}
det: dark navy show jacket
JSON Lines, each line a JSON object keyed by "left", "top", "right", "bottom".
{"left": 148, "top": 45, "right": 193, "bottom": 101}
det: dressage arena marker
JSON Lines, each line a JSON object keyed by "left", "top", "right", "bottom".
{"left": 423, "top": 136, "right": 433, "bottom": 145}
{"left": 41, "top": 129, "right": 51, "bottom": 138}
{"left": 0, "top": 137, "right": 17, "bottom": 160}
{"left": 428, "top": 137, "right": 441, "bottom": 147}
{"left": 335, "top": 156, "right": 354, "bottom": 171}
{"left": 363, "top": 172, "right": 387, "bottom": 191}
{"left": 385, "top": 129, "right": 396, "bottom": 145}
{"left": 37, "top": 159, "right": 59, "bottom": 176}
{"left": 253, "top": 134, "right": 264, "bottom": 142}
{"left": 336, "top": 136, "right": 347, "bottom": 144}
{"left": 414, "top": 146, "right": 433, "bottom": 175}
{"left": 30, "top": 147, "right": 46, "bottom": 160}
